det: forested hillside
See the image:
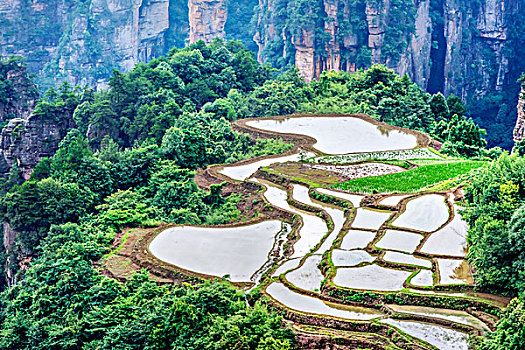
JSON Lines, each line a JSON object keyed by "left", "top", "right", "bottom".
{"left": 0, "top": 39, "right": 523, "bottom": 349}
{"left": 0, "top": 0, "right": 524, "bottom": 148}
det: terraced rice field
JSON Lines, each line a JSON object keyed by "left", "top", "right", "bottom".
{"left": 144, "top": 116, "right": 500, "bottom": 349}
{"left": 246, "top": 116, "right": 418, "bottom": 154}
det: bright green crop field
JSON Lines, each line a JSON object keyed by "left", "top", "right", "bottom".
{"left": 332, "top": 161, "right": 486, "bottom": 194}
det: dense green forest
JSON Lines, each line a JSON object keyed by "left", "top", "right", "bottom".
{"left": 0, "top": 40, "right": 523, "bottom": 348}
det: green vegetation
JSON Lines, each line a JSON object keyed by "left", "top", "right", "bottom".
{"left": 0, "top": 40, "right": 299, "bottom": 349}
{"left": 462, "top": 153, "right": 525, "bottom": 349}
{"left": 333, "top": 161, "right": 486, "bottom": 193}
{"left": 224, "top": 65, "right": 490, "bottom": 158}
{"left": 0, "top": 223, "right": 294, "bottom": 349}
{"left": 0, "top": 39, "right": 505, "bottom": 349}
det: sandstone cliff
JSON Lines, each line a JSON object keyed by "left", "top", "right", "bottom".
{"left": 513, "top": 83, "right": 525, "bottom": 143}
{"left": 0, "top": 59, "right": 38, "bottom": 122}
{"left": 0, "top": 111, "right": 75, "bottom": 180}
{"left": 0, "top": 0, "right": 523, "bottom": 147}
{"left": 188, "top": 0, "right": 227, "bottom": 43}
{"left": 0, "top": 0, "right": 175, "bottom": 89}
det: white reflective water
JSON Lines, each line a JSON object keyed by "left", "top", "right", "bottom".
{"left": 331, "top": 249, "right": 375, "bottom": 267}
{"left": 387, "top": 305, "right": 490, "bottom": 332}
{"left": 219, "top": 151, "right": 315, "bottom": 181}
{"left": 262, "top": 183, "right": 328, "bottom": 258}
{"left": 383, "top": 251, "right": 432, "bottom": 268}
{"left": 437, "top": 259, "right": 472, "bottom": 285}
{"left": 378, "top": 194, "right": 411, "bottom": 207}
{"left": 340, "top": 230, "right": 377, "bottom": 250}
{"left": 149, "top": 221, "right": 282, "bottom": 282}
{"left": 316, "top": 188, "right": 364, "bottom": 207}
{"left": 421, "top": 206, "right": 468, "bottom": 257}
{"left": 333, "top": 264, "right": 412, "bottom": 291}
{"left": 410, "top": 270, "right": 434, "bottom": 287}
{"left": 392, "top": 194, "right": 449, "bottom": 232}
{"left": 375, "top": 230, "right": 424, "bottom": 253}
{"left": 292, "top": 185, "right": 346, "bottom": 254}
{"left": 285, "top": 255, "right": 324, "bottom": 292}
{"left": 272, "top": 258, "right": 302, "bottom": 277}
{"left": 266, "top": 282, "right": 383, "bottom": 320}
{"left": 351, "top": 208, "right": 392, "bottom": 230}
{"left": 247, "top": 116, "right": 418, "bottom": 154}
{"left": 380, "top": 319, "right": 469, "bottom": 350}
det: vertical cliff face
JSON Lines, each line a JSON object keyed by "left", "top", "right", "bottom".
{"left": 0, "top": 112, "right": 75, "bottom": 180}
{"left": 0, "top": 59, "right": 38, "bottom": 123}
{"left": 188, "top": 0, "right": 227, "bottom": 43}
{"left": 0, "top": 0, "right": 523, "bottom": 146}
{"left": 0, "top": 0, "right": 178, "bottom": 89}
{"left": 514, "top": 83, "right": 525, "bottom": 143}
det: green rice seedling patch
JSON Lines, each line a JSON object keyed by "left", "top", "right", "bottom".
{"left": 332, "top": 161, "right": 486, "bottom": 194}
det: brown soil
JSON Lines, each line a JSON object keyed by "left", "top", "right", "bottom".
{"left": 97, "top": 227, "right": 175, "bottom": 284}
{"left": 268, "top": 163, "right": 348, "bottom": 186}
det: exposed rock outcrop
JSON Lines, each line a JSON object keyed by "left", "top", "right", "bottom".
{"left": 0, "top": 0, "right": 174, "bottom": 89}
{"left": 0, "top": 112, "right": 75, "bottom": 180}
{"left": 188, "top": 0, "right": 227, "bottom": 43}
{"left": 0, "top": 60, "right": 37, "bottom": 122}
{"left": 366, "top": 0, "right": 388, "bottom": 65}
{"left": 513, "top": 83, "right": 525, "bottom": 143}
{"left": 0, "top": 0, "right": 523, "bottom": 147}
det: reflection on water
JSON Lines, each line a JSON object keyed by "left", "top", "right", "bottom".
{"left": 421, "top": 206, "right": 468, "bottom": 257}
{"left": 383, "top": 251, "right": 432, "bottom": 268}
{"left": 285, "top": 254, "right": 324, "bottom": 292}
{"left": 219, "top": 151, "right": 315, "bottom": 181}
{"left": 331, "top": 249, "right": 375, "bottom": 267}
{"left": 247, "top": 117, "right": 418, "bottom": 154}
{"left": 333, "top": 264, "right": 412, "bottom": 291}
{"left": 380, "top": 318, "right": 469, "bottom": 350}
{"left": 375, "top": 229, "right": 424, "bottom": 253}
{"left": 392, "top": 194, "right": 449, "bottom": 232}
{"left": 351, "top": 208, "right": 392, "bottom": 230}
{"left": 262, "top": 183, "right": 328, "bottom": 258}
{"left": 387, "top": 304, "right": 490, "bottom": 332}
{"left": 437, "top": 259, "right": 473, "bottom": 285}
{"left": 149, "top": 220, "right": 283, "bottom": 282}
{"left": 266, "top": 282, "right": 382, "bottom": 320}
{"left": 410, "top": 269, "right": 434, "bottom": 287}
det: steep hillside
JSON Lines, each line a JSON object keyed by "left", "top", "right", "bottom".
{"left": 0, "top": 0, "right": 523, "bottom": 147}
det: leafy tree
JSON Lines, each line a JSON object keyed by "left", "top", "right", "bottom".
{"left": 447, "top": 94, "right": 467, "bottom": 117}
{"left": 429, "top": 92, "right": 450, "bottom": 122}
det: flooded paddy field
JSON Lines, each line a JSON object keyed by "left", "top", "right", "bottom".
{"left": 340, "top": 230, "right": 377, "bottom": 249}
{"left": 266, "top": 283, "right": 382, "bottom": 321}
{"left": 331, "top": 249, "right": 375, "bottom": 267}
{"left": 383, "top": 251, "right": 432, "bottom": 268}
{"left": 421, "top": 206, "right": 468, "bottom": 257}
{"left": 351, "top": 208, "right": 392, "bottom": 230}
{"left": 410, "top": 269, "right": 435, "bottom": 287}
{"left": 333, "top": 264, "right": 412, "bottom": 291}
{"left": 375, "top": 229, "right": 424, "bottom": 253}
{"left": 380, "top": 319, "right": 469, "bottom": 350}
{"left": 219, "top": 151, "right": 315, "bottom": 181}
{"left": 246, "top": 116, "right": 418, "bottom": 154}
{"left": 391, "top": 194, "right": 450, "bottom": 232}
{"left": 149, "top": 220, "right": 283, "bottom": 282}
{"left": 138, "top": 116, "right": 502, "bottom": 349}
